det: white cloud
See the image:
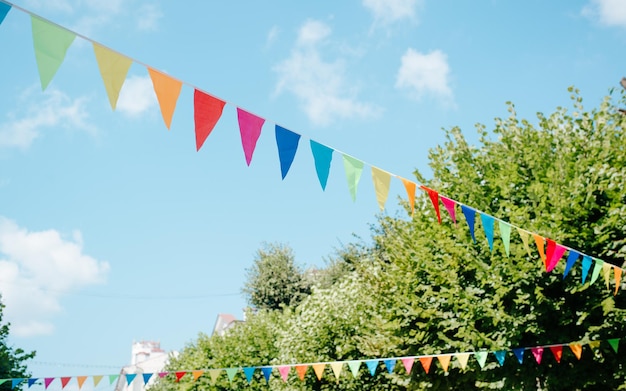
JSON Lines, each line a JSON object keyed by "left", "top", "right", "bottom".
{"left": 273, "top": 20, "right": 381, "bottom": 126}
{"left": 0, "top": 217, "right": 110, "bottom": 336}
{"left": 395, "top": 48, "right": 454, "bottom": 104}
{"left": 0, "top": 86, "right": 96, "bottom": 150}
{"left": 136, "top": 3, "right": 163, "bottom": 31}
{"left": 583, "top": 0, "right": 626, "bottom": 28}
{"left": 117, "top": 75, "right": 157, "bottom": 117}
{"left": 266, "top": 25, "right": 280, "bottom": 48}
{"left": 362, "top": 0, "right": 420, "bottom": 26}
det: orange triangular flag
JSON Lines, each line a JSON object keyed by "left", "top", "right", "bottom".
{"left": 192, "top": 371, "right": 203, "bottom": 381}
{"left": 76, "top": 377, "right": 87, "bottom": 389}
{"left": 148, "top": 68, "right": 182, "bottom": 129}
{"left": 93, "top": 43, "right": 133, "bottom": 110}
{"left": 437, "top": 355, "right": 451, "bottom": 372}
{"left": 419, "top": 357, "right": 433, "bottom": 374}
{"left": 295, "top": 365, "right": 308, "bottom": 381}
{"left": 400, "top": 178, "right": 416, "bottom": 215}
{"left": 92, "top": 376, "right": 103, "bottom": 387}
{"left": 60, "top": 377, "right": 71, "bottom": 389}
{"left": 569, "top": 343, "right": 583, "bottom": 360}
{"left": 533, "top": 234, "right": 546, "bottom": 266}
{"left": 614, "top": 267, "right": 622, "bottom": 295}
{"left": 330, "top": 362, "right": 343, "bottom": 381}
{"left": 312, "top": 364, "right": 325, "bottom": 380}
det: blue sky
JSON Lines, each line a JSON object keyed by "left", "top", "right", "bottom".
{"left": 0, "top": 0, "right": 625, "bottom": 384}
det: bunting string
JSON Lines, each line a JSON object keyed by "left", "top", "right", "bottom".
{"left": 3, "top": 338, "right": 620, "bottom": 388}
{"left": 0, "top": 0, "right": 623, "bottom": 295}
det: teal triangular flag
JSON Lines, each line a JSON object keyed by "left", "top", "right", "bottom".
{"left": 310, "top": 140, "right": 334, "bottom": 190}
{"left": 365, "top": 360, "right": 378, "bottom": 376}
{"left": 480, "top": 213, "right": 495, "bottom": 250}
{"left": 461, "top": 205, "right": 476, "bottom": 242}
{"left": 125, "top": 374, "right": 136, "bottom": 386}
{"left": 342, "top": 154, "right": 364, "bottom": 202}
{"left": 0, "top": 2, "right": 10, "bottom": 25}
{"left": 474, "top": 352, "right": 488, "bottom": 368}
{"left": 260, "top": 367, "right": 272, "bottom": 383}
{"left": 493, "top": 350, "right": 506, "bottom": 366}
{"left": 607, "top": 338, "right": 619, "bottom": 353}
{"left": 383, "top": 359, "right": 396, "bottom": 374}
{"left": 275, "top": 125, "right": 301, "bottom": 179}
{"left": 11, "top": 379, "right": 24, "bottom": 389}
{"left": 581, "top": 255, "right": 592, "bottom": 284}
{"left": 498, "top": 220, "right": 511, "bottom": 256}
{"left": 242, "top": 367, "right": 255, "bottom": 383}
{"left": 224, "top": 368, "right": 238, "bottom": 382}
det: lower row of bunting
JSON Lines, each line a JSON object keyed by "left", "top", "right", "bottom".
{"left": 4, "top": 338, "right": 620, "bottom": 388}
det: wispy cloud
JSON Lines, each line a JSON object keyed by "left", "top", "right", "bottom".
{"left": 273, "top": 20, "right": 381, "bottom": 126}
{"left": 0, "top": 86, "right": 95, "bottom": 150}
{"left": 136, "top": 3, "right": 163, "bottom": 32}
{"left": 582, "top": 0, "right": 626, "bottom": 28}
{"left": 395, "top": 48, "right": 454, "bottom": 105}
{"left": 362, "top": 0, "right": 421, "bottom": 26}
{"left": 117, "top": 75, "right": 157, "bottom": 117}
{"left": 0, "top": 217, "right": 110, "bottom": 336}
{"left": 266, "top": 25, "right": 280, "bottom": 48}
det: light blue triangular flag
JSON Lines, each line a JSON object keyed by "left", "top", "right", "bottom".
{"left": 365, "top": 360, "right": 378, "bottom": 376}
{"left": 480, "top": 213, "right": 495, "bottom": 251}
{"left": 383, "top": 359, "right": 396, "bottom": 373}
{"left": 125, "top": 374, "right": 136, "bottom": 386}
{"left": 310, "top": 140, "right": 333, "bottom": 190}
{"left": 581, "top": 255, "right": 592, "bottom": 284}
{"left": 493, "top": 350, "right": 506, "bottom": 366}
{"left": 242, "top": 367, "right": 255, "bottom": 383}
{"left": 0, "top": 2, "right": 11, "bottom": 25}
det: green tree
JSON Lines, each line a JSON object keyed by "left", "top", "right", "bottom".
{"left": 0, "top": 300, "right": 35, "bottom": 391}
{"left": 242, "top": 242, "right": 311, "bottom": 310}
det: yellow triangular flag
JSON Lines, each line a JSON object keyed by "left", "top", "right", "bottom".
{"left": 602, "top": 262, "right": 612, "bottom": 290}
{"left": 569, "top": 343, "right": 583, "bottom": 360}
{"left": 148, "top": 67, "right": 182, "bottom": 129}
{"left": 208, "top": 369, "right": 221, "bottom": 384}
{"left": 92, "top": 376, "right": 103, "bottom": 387}
{"left": 192, "top": 371, "right": 203, "bottom": 381}
{"left": 76, "top": 376, "right": 87, "bottom": 389}
{"left": 517, "top": 228, "right": 531, "bottom": 257}
{"left": 588, "top": 341, "right": 601, "bottom": 351}
{"left": 437, "top": 355, "right": 451, "bottom": 372}
{"left": 455, "top": 353, "right": 470, "bottom": 370}
{"left": 312, "top": 364, "right": 325, "bottom": 380}
{"left": 371, "top": 167, "right": 391, "bottom": 211}
{"left": 93, "top": 43, "right": 133, "bottom": 110}
{"left": 330, "top": 362, "right": 343, "bottom": 381}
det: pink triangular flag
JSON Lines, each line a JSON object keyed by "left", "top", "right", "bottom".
{"left": 440, "top": 196, "right": 457, "bottom": 225}
{"left": 44, "top": 378, "right": 54, "bottom": 389}
{"left": 237, "top": 108, "right": 265, "bottom": 166}
{"left": 545, "top": 240, "right": 567, "bottom": 272}
{"left": 401, "top": 357, "right": 414, "bottom": 374}
{"left": 531, "top": 347, "right": 544, "bottom": 364}
{"left": 278, "top": 366, "right": 290, "bottom": 382}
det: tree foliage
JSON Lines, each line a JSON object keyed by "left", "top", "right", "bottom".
{"left": 0, "top": 300, "right": 35, "bottom": 391}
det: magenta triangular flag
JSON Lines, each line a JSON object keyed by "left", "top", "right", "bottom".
{"left": 237, "top": 108, "right": 265, "bottom": 166}
{"left": 440, "top": 196, "right": 457, "bottom": 224}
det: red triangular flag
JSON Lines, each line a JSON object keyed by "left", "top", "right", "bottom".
{"left": 421, "top": 186, "right": 441, "bottom": 223}
{"left": 175, "top": 372, "right": 186, "bottom": 382}
{"left": 60, "top": 377, "right": 71, "bottom": 389}
{"left": 193, "top": 89, "right": 226, "bottom": 151}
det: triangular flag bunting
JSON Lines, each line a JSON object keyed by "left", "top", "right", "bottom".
{"left": 224, "top": 368, "right": 238, "bottom": 382}
{"left": 342, "top": 154, "right": 364, "bottom": 202}
{"left": 512, "top": 348, "right": 525, "bottom": 364}
{"left": 330, "top": 362, "right": 343, "bottom": 380}
{"left": 440, "top": 196, "right": 457, "bottom": 225}
{"left": 312, "top": 364, "right": 325, "bottom": 380}
{"left": 581, "top": 256, "right": 592, "bottom": 284}
{"left": 421, "top": 186, "right": 442, "bottom": 223}
{"left": 278, "top": 366, "right": 290, "bottom": 382}
{"left": 192, "top": 371, "right": 203, "bottom": 381}
{"left": 533, "top": 235, "right": 546, "bottom": 266}
{"left": 242, "top": 367, "right": 255, "bottom": 383}
{"left": 44, "top": 378, "right": 54, "bottom": 389}
{"left": 498, "top": 220, "right": 511, "bottom": 256}
{"left": 569, "top": 343, "right": 583, "bottom": 360}
{"left": 260, "top": 367, "right": 272, "bottom": 383}
{"left": 142, "top": 373, "right": 152, "bottom": 385}
{"left": 347, "top": 361, "right": 361, "bottom": 378}
{"left": 546, "top": 241, "right": 567, "bottom": 272}
{"left": 614, "top": 267, "right": 622, "bottom": 295}
{"left": 295, "top": 365, "right": 308, "bottom": 381}
{"left": 158, "top": 372, "right": 168, "bottom": 378}
{"left": 76, "top": 377, "right": 87, "bottom": 390}
{"left": 93, "top": 43, "right": 132, "bottom": 110}
{"left": 455, "top": 353, "right": 470, "bottom": 370}
{"left": 590, "top": 259, "right": 603, "bottom": 285}
{"left": 493, "top": 350, "right": 506, "bottom": 366}
{"left": 92, "top": 376, "right": 103, "bottom": 387}
{"left": 517, "top": 228, "right": 532, "bottom": 257}
{"left": 148, "top": 68, "right": 182, "bottom": 129}
{"left": 237, "top": 108, "right": 265, "bottom": 165}
{"left": 479, "top": 213, "right": 495, "bottom": 251}
{"left": 310, "top": 140, "right": 334, "bottom": 190}
{"left": 461, "top": 205, "right": 476, "bottom": 242}
{"left": 371, "top": 167, "right": 391, "bottom": 211}
{"left": 400, "top": 178, "right": 416, "bottom": 214}
{"left": 383, "top": 359, "right": 396, "bottom": 374}
{"left": 125, "top": 374, "right": 136, "bottom": 386}
{"left": 275, "top": 125, "right": 301, "bottom": 179}
{"left": 474, "top": 352, "right": 488, "bottom": 369}
{"left": 419, "top": 357, "right": 433, "bottom": 373}
{"left": 208, "top": 369, "right": 221, "bottom": 384}
{"left": 602, "top": 262, "right": 612, "bottom": 290}
{"left": 174, "top": 372, "right": 186, "bottom": 382}
{"left": 11, "top": 379, "right": 24, "bottom": 389}
{"left": 401, "top": 357, "right": 414, "bottom": 374}
{"left": 437, "top": 355, "right": 451, "bottom": 372}
{"left": 27, "top": 379, "right": 37, "bottom": 388}
{"left": 365, "top": 360, "right": 378, "bottom": 376}
{"left": 531, "top": 347, "right": 543, "bottom": 364}
{"left": 0, "top": 2, "right": 11, "bottom": 25}
{"left": 549, "top": 346, "right": 563, "bottom": 363}
{"left": 31, "top": 16, "right": 76, "bottom": 90}
{"left": 563, "top": 250, "right": 580, "bottom": 279}
{"left": 194, "top": 89, "right": 226, "bottom": 151}
{"left": 608, "top": 338, "right": 620, "bottom": 353}
{"left": 108, "top": 375, "right": 118, "bottom": 385}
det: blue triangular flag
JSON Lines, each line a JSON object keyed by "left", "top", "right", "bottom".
{"left": 563, "top": 250, "right": 580, "bottom": 279}
{"left": 310, "top": 140, "right": 333, "bottom": 190}
{"left": 275, "top": 125, "right": 301, "bottom": 179}
{"left": 260, "top": 367, "right": 272, "bottom": 383}
{"left": 27, "top": 378, "right": 38, "bottom": 388}
{"left": 242, "top": 367, "right": 255, "bottom": 383}
{"left": 142, "top": 373, "right": 152, "bottom": 385}
{"left": 512, "top": 348, "right": 524, "bottom": 364}
{"left": 11, "top": 379, "right": 24, "bottom": 389}
{"left": 365, "top": 360, "right": 378, "bottom": 376}
{"left": 461, "top": 205, "right": 476, "bottom": 243}
{"left": 480, "top": 213, "right": 495, "bottom": 250}
{"left": 581, "top": 255, "right": 592, "bottom": 284}
{"left": 125, "top": 374, "right": 136, "bottom": 386}
{"left": 0, "top": 2, "right": 10, "bottom": 25}
{"left": 493, "top": 350, "right": 506, "bottom": 366}
{"left": 383, "top": 359, "right": 396, "bottom": 373}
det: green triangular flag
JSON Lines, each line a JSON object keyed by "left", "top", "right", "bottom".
{"left": 607, "top": 338, "right": 619, "bottom": 353}
{"left": 347, "top": 361, "right": 361, "bottom": 378}
{"left": 474, "top": 352, "right": 488, "bottom": 369}
{"left": 590, "top": 259, "right": 604, "bottom": 284}
{"left": 342, "top": 154, "right": 364, "bottom": 202}
{"left": 108, "top": 375, "right": 118, "bottom": 385}
{"left": 31, "top": 15, "right": 76, "bottom": 90}
{"left": 224, "top": 368, "right": 238, "bottom": 382}
{"left": 498, "top": 220, "right": 511, "bottom": 256}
